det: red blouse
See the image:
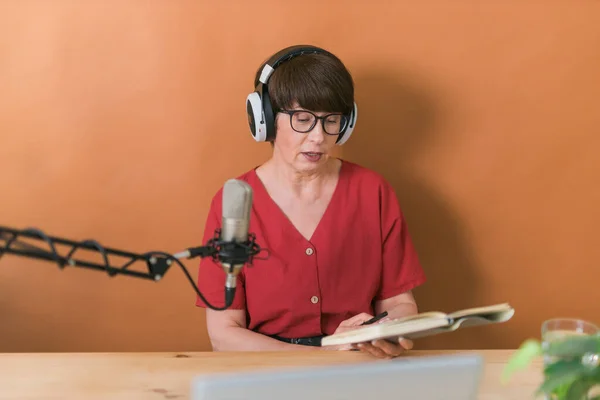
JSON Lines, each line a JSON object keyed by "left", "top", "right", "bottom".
{"left": 195, "top": 160, "right": 426, "bottom": 338}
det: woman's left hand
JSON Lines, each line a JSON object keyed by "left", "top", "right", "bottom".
{"left": 354, "top": 336, "right": 414, "bottom": 359}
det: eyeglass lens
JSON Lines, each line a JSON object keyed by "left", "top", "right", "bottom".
{"left": 289, "top": 111, "right": 348, "bottom": 134}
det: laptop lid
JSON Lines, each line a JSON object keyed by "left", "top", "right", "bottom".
{"left": 190, "top": 353, "right": 483, "bottom": 400}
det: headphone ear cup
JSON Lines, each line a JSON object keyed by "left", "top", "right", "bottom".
{"left": 261, "top": 89, "right": 276, "bottom": 142}
{"left": 336, "top": 102, "right": 358, "bottom": 145}
{"left": 246, "top": 92, "right": 267, "bottom": 142}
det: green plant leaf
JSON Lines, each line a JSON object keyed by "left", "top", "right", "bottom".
{"left": 546, "top": 336, "right": 600, "bottom": 358}
{"left": 538, "top": 371, "right": 578, "bottom": 396}
{"left": 539, "top": 360, "right": 598, "bottom": 397}
{"left": 564, "top": 378, "right": 593, "bottom": 400}
{"left": 544, "top": 359, "right": 588, "bottom": 377}
{"left": 502, "top": 339, "right": 542, "bottom": 384}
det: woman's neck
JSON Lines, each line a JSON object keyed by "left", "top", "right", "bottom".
{"left": 259, "top": 156, "right": 341, "bottom": 201}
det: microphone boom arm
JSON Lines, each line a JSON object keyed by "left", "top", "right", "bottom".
{"left": 0, "top": 225, "right": 261, "bottom": 311}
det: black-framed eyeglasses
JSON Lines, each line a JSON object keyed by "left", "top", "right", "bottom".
{"left": 279, "top": 110, "right": 348, "bottom": 135}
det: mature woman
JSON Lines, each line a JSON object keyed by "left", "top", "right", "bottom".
{"left": 196, "top": 45, "right": 426, "bottom": 359}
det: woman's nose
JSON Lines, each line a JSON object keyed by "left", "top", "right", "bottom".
{"left": 307, "top": 121, "right": 325, "bottom": 143}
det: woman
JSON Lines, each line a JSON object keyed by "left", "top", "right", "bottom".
{"left": 196, "top": 45, "right": 427, "bottom": 359}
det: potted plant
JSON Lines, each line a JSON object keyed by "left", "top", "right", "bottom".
{"left": 503, "top": 333, "right": 600, "bottom": 399}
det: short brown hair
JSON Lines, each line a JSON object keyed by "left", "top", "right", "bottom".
{"left": 256, "top": 51, "right": 354, "bottom": 116}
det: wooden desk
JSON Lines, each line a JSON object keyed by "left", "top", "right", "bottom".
{"left": 0, "top": 349, "right": 541, "bottom": 399}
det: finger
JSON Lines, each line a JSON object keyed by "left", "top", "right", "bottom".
{"left": 357, "top": 342, "right": 391, "bottom": 359}
{"left": 327, "top": 344, "right": 353, "bottom": 351}
{"left": 341, "top": 344, "right": 355, "bottom": 351}
{"left": 347, "top": 313, "right": 374, "bottom": 325}
{"left": 371, "top": 339, "right": 405, "bottom": 357}
{"left": 398, "top": 337, "right": 414, "bottom": 350}
{"left": 339, "top": 313, "right": 374, "bottom": 328}
{"left": 357, "top": 343, "right": 379, "bottom": 357}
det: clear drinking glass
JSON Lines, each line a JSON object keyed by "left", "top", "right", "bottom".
{"left": 541, "top": 318, "right": 599, "bottom": 399}
{"left": 542, "top": 318, "right": 599, "bottom": 352}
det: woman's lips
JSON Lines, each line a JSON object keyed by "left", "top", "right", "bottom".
{"left": 302, "top": 152, "right": 323, "bottom": 162}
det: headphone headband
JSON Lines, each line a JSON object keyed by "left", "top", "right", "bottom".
{"left": 254, "top": 45, "right": 333, "bottom": 87}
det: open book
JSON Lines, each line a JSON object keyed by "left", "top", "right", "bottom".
{"left": 320, "top": 303, "right": 514, "bottom": 347}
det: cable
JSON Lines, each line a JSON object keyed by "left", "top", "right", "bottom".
{"left": 0, "top": 225, "right": 264, "bottom": 311}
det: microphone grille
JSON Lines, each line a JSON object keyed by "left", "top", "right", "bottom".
{"left": 222, "top": 179, "right": 253, "bottom": 219}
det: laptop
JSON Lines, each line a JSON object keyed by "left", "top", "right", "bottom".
{"left": 190, "top": 353, "right": 484, "bottom": 400}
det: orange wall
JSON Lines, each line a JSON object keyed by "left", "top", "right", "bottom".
{"left": 1, "top": 1, "right": 599, "bottom": 352}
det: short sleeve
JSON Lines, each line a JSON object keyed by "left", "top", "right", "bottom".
{"left": 195, "top": 193, "right": 246, "bottom": 309}
{"left": 375, "top": 181, "right": 426, "bottom": 301}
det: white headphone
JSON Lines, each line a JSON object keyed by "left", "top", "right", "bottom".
{"left": 246, "top": 45, "right": 357, "bottom": 144}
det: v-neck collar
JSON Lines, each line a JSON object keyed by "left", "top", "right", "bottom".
{"left": 251, "top": 159, "right": 347, "bottom": 244}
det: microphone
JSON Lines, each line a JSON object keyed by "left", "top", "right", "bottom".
{"left": 220, "top": 179, "right": 253, "bottom": 306}
{"left": 174, "top": 179, "right": 254, "bottom": 307}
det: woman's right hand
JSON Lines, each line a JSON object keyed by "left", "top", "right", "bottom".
{"left": 328, "top": 313, "right": 413, "bottom": 359}
{"left": 324, "top": 313, "right": 378, "bottom": 351}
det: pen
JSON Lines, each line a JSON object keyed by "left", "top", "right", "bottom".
{"left": 361, "top": 311, "right": 388, "bottom": 325}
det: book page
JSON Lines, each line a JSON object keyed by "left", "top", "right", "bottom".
{"left": 447, "top": 303, "right": 513, "bottom": 320}
{"left": 320, "top": 303, "right": 515, "bottom": 346}
{"left": 320, "top": 315, "right": 450, "bottom": 347}
{"left": 451, "top": 307, "right": 515, "bottom": 327}
{"left": 376, "top": 311, "right": 448, "bottom": 327}
{"left": 399, "top": 305, "right": 514, "bottom": 339}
